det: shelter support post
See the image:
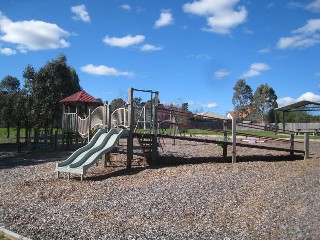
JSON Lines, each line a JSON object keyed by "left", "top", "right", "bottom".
{"left": 127, "top": 88, "right": 134, "bottom": 170}
{"left": 304, "top": 133, "right": 309, "bottom": 160}
{"left": 282, "top": 112, "right": 285, "bottom": 133}
{"left": 274, "top": 109, "right": 278, "bottom": 133}
{"left": 232, "top": 117, "right": 237, "bottom": 163}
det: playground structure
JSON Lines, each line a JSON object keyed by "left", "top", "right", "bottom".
{"left": 56, "top": 88, "right": 312, "bottom": 180}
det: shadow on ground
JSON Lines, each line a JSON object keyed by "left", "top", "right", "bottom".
{"left": 85, "top": 153, "right": 305, "bottom": 182}
{"left": 0, "top": 147, "right": 71, "bottom": 170}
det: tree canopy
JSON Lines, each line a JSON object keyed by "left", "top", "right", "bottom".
{"left": 0, "top": 76, "right": 21, "bottom": 137}
{"left": 0, "top": 54, "right": 82, "bottom": 139}
{"left": 252, "top": 83, "right": 278, "bottom": 122}
{"left": 24, "top": 54, "right": 81, "bottom": 131}
{"left": 232, "top": 79, "right": 253, "bottom": 120}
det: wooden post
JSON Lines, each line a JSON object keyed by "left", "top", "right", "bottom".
{"left": 151, "top": 91, "right": 159, "bottom": 165}
{"left": 127, "top": 88, "right": 134, "bottom": 170}
{"left": 290, "top": 134, "right": 294, "bottom": 156}
{"left": 101, "top": 102, "right": 111, "bottom": 167}
{"left": 223, "top": 120, "right": 228, "bottom": 159}
{"left": 107, "top": 104, "right": 111, "bottom": 130}
{"left": 304, "top": 133, "right": 309, "bottom": 160}
{"left": 88, "top": 108, "right": 91, "bottom": 142}
{"left": 103, "top": 102, "right": 107, "bottom": 129}
{"left": 102, "top": 153, "right": 111, "bottom": 167}
{"left": 143, "top": 106, "right": 147, "bottom": 134}
{"left": 232, "top": 117, "right": 237, "bottom": 163}
{"left": 75, "top": 110, "right": 79, "bottom": 149}
{"left": 173, "top": 116, "right": 176, "bottom": 146}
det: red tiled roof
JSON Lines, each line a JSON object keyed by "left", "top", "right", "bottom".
{"left": 59, "top": 90, "right": 100, "bottom": 104}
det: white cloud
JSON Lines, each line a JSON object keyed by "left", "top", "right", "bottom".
{"left": 103, "top": 34, "right": 145, "bottom": 48}
{"left": 214, "top": 69, "right": 230, "bottom": 79}
{"left": 81, "top": 64, "right": 134, "bottom": 78}
{"left": 0, "top": 47, "right": 16, "bottom": 55}
{"left": 242, "top": 63, "right": 270, "bottom": 78}
{"left": 188, "top": 54, "right": 212, "bottom": 60}
{"left": 71, "top": 4, "right": 90, "bottom": 23}
{"left": 0, "top": 12, "right": 70, "bottom": 52}
{"left": 187, "top": 101, "right": 219, "bottom": 108}
{"left": 258, "top": 46, "right": 271, "bottom": 53}
{"left": 315, "top": 72, "right": 320, "bottom": 77}
{"left": 297, "top": 92, "right": 320, "bottom": 102}
{"left": 120, "top": 4, "right": 131, "bottom": 11}
{"left": 140, "top": 44, "right": 163, "bottom": 52}
{"left": 154, "top": 10, "right": 174, "bottom": 28}
{"left": 266, "top": 3, "right": 275, "bottom": 9}
{"left": 183, "top": 0, "right": 247, "bottom": 34}
{"left": 278, "top": 92, "right": 320, "bottom": 107}
{"left": 306, "top": 0, "right": 320, "bottom": 12}
{"left": 277, "top": 19, "right": 320, "bottom": 49}
{"left": 203, "top": 102, "right": 219, "bottom": 108}
{"left": 277, "top": 97, "right": 296, "bottom": 107}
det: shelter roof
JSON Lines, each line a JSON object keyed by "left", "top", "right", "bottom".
{"left": 275, "top": 100, "right": 320, "bottom": 112}
{"left": 59, "top": 90, "right": 100, "bottom": 104}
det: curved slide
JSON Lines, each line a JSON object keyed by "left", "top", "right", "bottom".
{"left": 56, "top": 128, "right": 129, "bottom": 179}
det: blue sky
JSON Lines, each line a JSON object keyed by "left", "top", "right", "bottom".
{"left": 1, "top": 0, "right": 320, "bottom": 115}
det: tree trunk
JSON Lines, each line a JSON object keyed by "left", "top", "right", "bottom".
{"left": 16, "top": 123, "right": 21, "bottom": 152}
{"left": 6, "top": 122, "right": 10, "bottom": 138}
{"left": 25, "top": 124, "right": 29, "bottom": 144}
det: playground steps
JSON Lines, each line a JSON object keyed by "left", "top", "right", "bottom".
{"left": 137, "top": 136, "right": 156, "bottom": 160}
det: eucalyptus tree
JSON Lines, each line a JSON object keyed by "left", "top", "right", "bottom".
{"left": 252, "top": 83, "right": 278, "bottom": 123}
{"left": 0, "top": 75, "right": 20, "bottom": 138}
{"left": 110, "top": 98, "right": 127, "bottom": 112}
{"left": 232, "top": 79, "right": 253, "bottom": 119}
{"left": 28, "top": 54, "right": 81, "bottom": 132}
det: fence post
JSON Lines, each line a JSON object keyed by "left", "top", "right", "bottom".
{"left": 304, "top": 133, "right": 309, "bottom": 160}
{"left": 232, "top": 117, "right": 237, "bottom": 163}
{"left": 290, "top": 134, "right": 294, "bottom": 156}
{"left": 223, "top": 120, "right": 228, "bottom": 160}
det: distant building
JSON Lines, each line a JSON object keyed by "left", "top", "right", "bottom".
{"left": 197, "top": 111, "right": 229, "bottom": 120}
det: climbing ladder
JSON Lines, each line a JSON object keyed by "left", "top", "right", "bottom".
{"left": 137, "top": 134, "right": 153, "bottom": 160}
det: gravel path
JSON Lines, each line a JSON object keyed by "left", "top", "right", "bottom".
{"left": 1, "top": 137, "right": 320, "bottom": 239}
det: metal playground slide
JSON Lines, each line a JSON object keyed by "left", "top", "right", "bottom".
{"left": 56, "top": 128, "right": 129, "bottom": 180}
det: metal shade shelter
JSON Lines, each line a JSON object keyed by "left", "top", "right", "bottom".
{"left": 275, "top": 100, "right": 320, "bottom": 132}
